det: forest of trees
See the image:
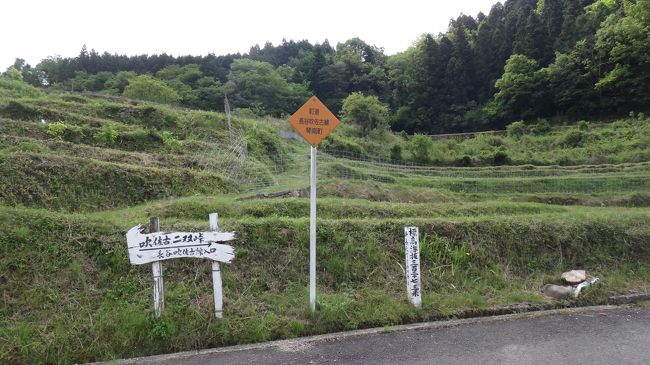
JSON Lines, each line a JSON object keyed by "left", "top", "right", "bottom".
{"left": 4, "top": 0, "right": 649, "bottom": 134}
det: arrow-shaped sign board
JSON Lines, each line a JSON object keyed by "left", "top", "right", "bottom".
{"left": 125, "top": 225, "right": 236, "bottom": 265}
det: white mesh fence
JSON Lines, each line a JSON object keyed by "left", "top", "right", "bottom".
{"left": 224, "top": 148, "right": 650, "bottom": 195}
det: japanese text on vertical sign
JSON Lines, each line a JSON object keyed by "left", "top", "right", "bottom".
{"left": 404, "top": 226, "right": 422, "bottom": 308}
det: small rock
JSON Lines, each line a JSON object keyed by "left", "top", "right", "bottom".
{"left": 562, "top": 270, "right": 587, "bottom": 284}
{"left": 542, "top": 284, "right": 574, "bottom": 299}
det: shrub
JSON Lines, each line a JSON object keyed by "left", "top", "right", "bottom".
{"left": 0, "top": 78, "right": 43, "bottom": 98}
{"left": 123, "top": 75, "right": 180, "bottom": 104}
{"left": 408, "top": 134, "right": 434, "bottom": 163}
{"left": 45, "top": 122, "right": 86, "bottom": 143}
{"left": 321, "top": 135, "right": 365, "bottom": 156}
{"left": 1, "top": 101, "right": 39, "bottom": 120}
{"left": 119, "top": 128, "right": 162, "bottom": 151}
{"left": 160, "top": 131, "right": 182, "bottom": 150}
{"left": 47, "top": 122, "right": 68, "bottom": 140}
{"left": 246, "top": 125, "right": 288, "bottom": 160}
{"left": 493, "top": 148, "right": 509, "bottom": 165}
{"left": 340, "top": 92, "right": 390, "bottom": 134}
{"left": 530, "top": 119, "right": 551, "bottom": 135}
{"left": 636, "top": 112, "right": 646, "bottom": 122}
{"left": 93, "top": 125, "right": 120, "bottom": 146}
{"left": 487, "top": 136, "right": 505, "bottom": 147}
{"left": 506, "top": 121, "right": 526, "bottom": 137}
{"left": 562, "top": 129, "right": 586, "bottom": 147}
{"left": 577, "top": 120, "right": 589, "bottom": 131}
{"left": 390, "top": 144, "right": 402, "bottom": 161}
{"left": 456, "top": 155, "right": 473, "bottom": 167}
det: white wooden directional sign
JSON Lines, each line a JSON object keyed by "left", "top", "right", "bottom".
{"left": 126, "top": 224, "right": 236, "bottom": 265}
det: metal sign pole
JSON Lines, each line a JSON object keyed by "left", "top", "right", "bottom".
{"left": 310, "top": 146, "right": 317, "bottom": 313}
{"left": 287, "top": 96, "right": 340, "bottom": 314}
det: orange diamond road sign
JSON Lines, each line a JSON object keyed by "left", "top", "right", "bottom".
{"left": 288, "top": 96, "right": 341, "bottom": 147}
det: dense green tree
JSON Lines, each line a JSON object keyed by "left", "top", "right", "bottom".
{"left": 222, "top": 59, "right": 309, "bottom": 116}
{"left": 4, "top": 66, "right": 23, "bottom": 81}
{"left": 407, "top": 134, "right": 435, "bottom": 163}
{"left": 514, "top": 12, "right": 547, "bottom": 62}
{"left": 544, "top": 41, "right": 600, "bottom": 116}
{"left": 594, "top": 0, "right": 650, "bottom": 111}
{"left": 103, "top": 71, "right": 137, "bottom": 94}
{"left": 493, "top": 54, "right": 546, "bottom": 121}
{"left": 340, "top": 92, "right": 390, "bottom": 135}
{"left": 9, "top": 0, "right": 650, "bottom": 134}
{"left": 388, "top": 36, "right": 438, "bottom": 133}
{"left": 123, "top": 75, "right": 180, "bottom": 104}
{"left": 311, "top": 62, "right": 349, "bottom": 113}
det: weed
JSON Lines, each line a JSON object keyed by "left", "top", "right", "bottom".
{"left": 1, "top": 89, "right": 649, "bottom": 364}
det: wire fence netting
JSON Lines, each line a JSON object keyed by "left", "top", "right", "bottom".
{"left": 221, "top": 147, "right": 650, "bottom": 195}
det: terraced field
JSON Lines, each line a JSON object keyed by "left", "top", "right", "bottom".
{"left": 1, "top": 84, "right": 649, "bottom": 364}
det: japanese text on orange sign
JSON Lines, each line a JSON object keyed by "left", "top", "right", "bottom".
{"left": 299, "top": 108, "right": 330, "bottom": 135}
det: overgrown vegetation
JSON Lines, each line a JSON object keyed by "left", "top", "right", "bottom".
{"left": 1, "top": 204, "right": 649, "bottom": 364}
{"left": 1, "top": 74, "right": 649, "bottom": 364}
{"left": 5, "top": 0, "right": 649, "bottom": 133}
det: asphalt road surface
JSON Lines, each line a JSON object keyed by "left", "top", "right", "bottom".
{"left": 109, "top": 306, "right": 650, "bottom": 365}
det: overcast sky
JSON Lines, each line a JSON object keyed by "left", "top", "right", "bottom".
{"left": 1, "top": 0, "right": 498, "bottom": 69}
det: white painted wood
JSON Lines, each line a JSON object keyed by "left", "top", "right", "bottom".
{"left": 150, "top": 217, "right": 164, "bottom": 317}
{"left": 127, "top": 215, "right": 237, "bottom": 318}
{"left": 125, "top": 225, "right": 235, "bottom": 265}
{"left": 209, "top": 212, "right": 219, "bottom": 232}
{"left": 404, "top": 227, "right": 422, "bottom": 308}
{"left": 310, "top": 146, "right": 317, "bottom": 313}
{"left": 152, "top": 261, "right": 164, "bottom": 317}
{"left": 209, "top": 213, "right": 224, "bottom": 319}
{"left": 211, "top": 261, "right": 223, "bottom": 318}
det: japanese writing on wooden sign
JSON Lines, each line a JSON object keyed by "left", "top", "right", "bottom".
{"left": 288, "top": 96, "right": 341, "bottom": 147}
{"left": 125, "top": 224, "right": 236, "bottom": 265}
{"left": 404, "top": 226, "right": 422, "bottom": 308}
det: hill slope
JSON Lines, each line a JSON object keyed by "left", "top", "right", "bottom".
{"left": 0, "top": 83, "right": 649, "bottom": 364}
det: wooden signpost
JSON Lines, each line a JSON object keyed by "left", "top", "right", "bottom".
{"left": 288, "top": 96, "right": 341, "bottom": 313}
{"left": 404, "top": 227, "right": 422, "bottom": 308}
{"left": 125, "top": 213, "right": 236, "bottom": 317}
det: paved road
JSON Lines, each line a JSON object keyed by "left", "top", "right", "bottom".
{"left": 112, "top": 306, "right": 650, "bottom": 365}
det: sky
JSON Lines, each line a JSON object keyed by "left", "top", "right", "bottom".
{"left": 1, "top": 0, "right": 498, "bottom": 69}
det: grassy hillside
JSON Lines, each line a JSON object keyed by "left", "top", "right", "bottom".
{"left": 1, "top": 81, "right": 649, "bottom": 364}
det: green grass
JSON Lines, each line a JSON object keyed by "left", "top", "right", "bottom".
{"left": 1, "top": 203, "right": 649, "bottom": 363}
{"left": 1, "top": 83, "right": 650, "bottom": 364}
{"left": 0, "top": 152, "right": 235, "bottom": 211}
{"left": 134, "top": 196, "right": 567, "bottom": 221}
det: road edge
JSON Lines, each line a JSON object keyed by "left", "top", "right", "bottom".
{"left": 90, "top": 304, "right": 633, "bottom": 365}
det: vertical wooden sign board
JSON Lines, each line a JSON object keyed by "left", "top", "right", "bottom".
{"left": 404, "top": 227, "right": 422, "bottom": 308}
{"left": 288, "top": 96, "right": 341, "bottom": 313}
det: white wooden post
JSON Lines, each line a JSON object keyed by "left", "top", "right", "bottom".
{"left": 404, "top": 227, "right": 422, "bottom": 308}
{"left": 150, "top": 217, "right": 164, "bottom": 317}
{"left": 310, "top": 146, "right": 317, "bottom": 313}
{"left": 209, "top": 213, "right": 223, "bottom": 318}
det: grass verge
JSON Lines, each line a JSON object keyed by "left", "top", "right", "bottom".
{"left": 1, "top": 204, "right": 648, "bottom": 364}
